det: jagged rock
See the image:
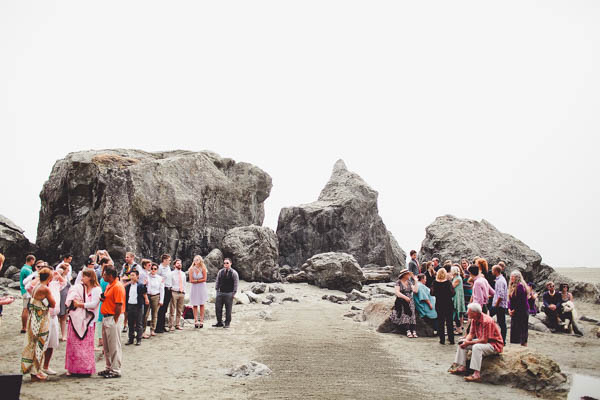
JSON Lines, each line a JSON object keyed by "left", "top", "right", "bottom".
{"left": 8, "top": 281, "right": 20, "bottom": 290}
{"left": 279, "top": 265, "right": 292, "bottom": 276}
{"left": 36, "top": 150, "right": 272, "bottom": 267}
{"left": 234, "top": 292, "right": 251, "bottom": 305}
{"left": 204, "top": 249, "right": 223, "bottom": 282}
{"left": 362, "top": 264, "right": 396, "bottom": 284}
{"left": 268, "top": 284, "right": 285, "bottom": 293}
{"left": 0, "top": 215, "right": 37, "bottom": 276}
{"left": 3, "top": 266, "right": 19, "bottom": 280}
{"left": 250, "top": 283, "right": 267, "bottom": 294}
{"left": 282, "top": 296, "right": 299, "bottom": 303}
{"left": 0, "top": 277, "right": 14, "bottom": 287}
{"left": 222, "top": 225, "right": 281, "bottom": 283}
{"left": 277, "top": 160, "right": 405, "bottom": 276}
{"left": 419, "top": 215, "right": 551, "bottom": 289}
{"left": 362, "top": 301, "right": 436, "bottom": 337}
{"left": 347, "top": 289, "right": 370, "bottom": 302}
{"left": 351, "top": 305, "right": 362, "bottom": 311}
{"left": 298, "top": 252, "right": 365, "bottom": 293}
{"left": 325, "top": 294, "right": 347, "bottom": 304}
{"left": 243, "top": 291, "right": 259, "bottom": 303}
{"left": 479, "top": 348, "right": 569, "bottom": 398}
{"left": 226, "top": 361, "right": 272, "bottom": 378}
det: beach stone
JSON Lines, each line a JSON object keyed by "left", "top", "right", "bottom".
{"left": 277, "top": 160, "right": 406, "bottom": 277}
{"left": 227, "top": 361, "right": 272, "bottom": 378}
{"left": 297, "top": 252, "right": 365, "bottom": 293}
{"left": 347, "top": 289, "right": 370, "bottom": 302}
{"left": 282, "top": 296, "right": 299, "bottom": 303}
{"left": 285, "top": 271, "right": 309, "bottom": 283}
{"left": 580, "top": 315, "right": 600, "bottom": 324}
{"left": 3, "top": 266, "right": 19, "bottom": 279}
{"left": 36, "top": 149, "right": 272, "bottom": 267}
{"left": 244, "top": 291, "right": 259, "bottom": 303}
{"left": 0, "top": 277, "right": 13, "bottom": 287}
{"left": 529, "top": 319, "right": 551, "bottom": 333}
{"left": 258, "top": 310, "right": 273, "bottom": 321}
{"left": 222, "top": 225, "right": 281, "bottom": 283}
{"left": 0, "top": 215, "right": 37, "bottom": 276}
{"left": 363, "top": 301, "right": 436, "bottom": 337}
{"left": 204, "top": 248, "right": 223, "bottom": 282}
{"left": 419, "top": 215, "right": 553, "bottom": 288}
{"left": 351, "top": 305, "right": 362, "bottom": 311}
{"left": 8, "top": 281, "right": 20, "bottom": 290}
{"left": 478, "top": 347, "right": 569, "bottom": 398}
{"left": 234, "top": 292, "right": 251, "bottom": 305}
{"left": 268, "top": 284, "right": 285, "bottom": 293}
{"left": 362, "top": 264, "right": 397, "bottom": 284}
{"left": 375, "top": 286, "right": 396, "bottom": 297}
{"left": 250, "top": 283, "right": 268, "bottom": 294}
{"left": 325, "top": 294, "right": 347, "bottom": 304}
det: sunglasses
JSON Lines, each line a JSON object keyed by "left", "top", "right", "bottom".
{"left": 151, "top": 268, "right": 158, "bottom": 271}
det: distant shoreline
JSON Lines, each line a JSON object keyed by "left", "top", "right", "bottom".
{"left": 553, "top": 267, "right": 600, "bottom": 284}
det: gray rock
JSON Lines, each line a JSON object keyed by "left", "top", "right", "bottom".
{"left": 0, "top": 277, "right": 14, "bottom": 287}
{"left": 344, "top": 312, "right": 357, "bottom": 318}
{"left": 222, "top": 225, "right": 281, "bottom": 283}
{"left": 374, "top": 286, "right": 396, "bottom": 297}
{"left": 250, "top": 283, "right": 267, "bottom": 294}
{"left": 529, "top": 320, "right": 551, "bottom": 333}
{"left": 347, "top": 289, "right": 370, "bottom": 302}
{"left": 281, "top": 296, "right": 299, "bottom": 303}
{"left": 8, "top": 281, "right": 21, "bottom": 290}
{"left": 36, "top": 150, "right": 272, "bottom": 267}
{"left": 261, "top": 299, "right": 273, "bottom": 306}
{"left": 580, "top": 315, "right": 600, "bottom": 324}
{"left": 279, "top": 265, "right": 292, "bottom": 276}
{"left": 234, "top": 292, "right": 250, "bottom": 305}
{"left": 3, "top": 266, "right": 19, "bottom": 279}
{"left": 325, "top": 294, "right": 347, "bottom": 303}
{"left": 419, "top": 215, "right": 549, "bottom": 288}
{"left": 244, "top": 291, "right": 259, "bottom": 303}
{"left": 285, "top": 271, "right": 309, "bottom": 283}
{"left": 265, "top": 294, "right": 277, "bottom": 302}
{"left": 204, "top": 249, "right": 223, "bottom": 282}
{"left": 0, "top": 215, "right": 37, "bottom": 275}
{"left": 350, "top": 305, "right": 362, "bottom": 311}
{"left": 277, "top": 160, "right": 405, "bottom": 276}
{"left": 298, "top": 252, "right": 365, "bottom": 293}
{"left": 258, "top": 310, "right": 273, "bottom": 320}
{"left": 362, "top": 264, "right": 397, "bottom": 283}
{"left": 267, "top": 284, "right": 285, "bottom": 293}
{"left": 226, "top": 361, "right": 272, "bottom": 378}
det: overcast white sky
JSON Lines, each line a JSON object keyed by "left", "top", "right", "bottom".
{"left": 1, "top": 1, "right": 599, "bottom": 268}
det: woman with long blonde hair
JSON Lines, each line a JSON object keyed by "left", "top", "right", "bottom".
{"left": 188, "top": 255, "right": 208, "bottom": 328}
{"left": 508, "top": 270, "right": 528, "bottom": 346}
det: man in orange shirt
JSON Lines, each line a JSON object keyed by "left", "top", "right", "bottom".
{"left": 99, "top": 265, "right": 126, "bottom": 378}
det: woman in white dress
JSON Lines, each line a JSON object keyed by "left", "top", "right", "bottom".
{"left": 188, "top": 255, "right": 208, "bottom": 328}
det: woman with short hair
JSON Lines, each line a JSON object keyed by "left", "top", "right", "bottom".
{"left": 431, "top": 268, "right": 455, "bottom": 345}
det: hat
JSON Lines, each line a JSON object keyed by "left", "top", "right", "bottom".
{"left": 397, "top": 268, "right": 411, "bottom": 279}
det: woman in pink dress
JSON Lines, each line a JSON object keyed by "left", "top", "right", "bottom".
{"left": 65, "top": 269, "right": 101, "bottom": 376}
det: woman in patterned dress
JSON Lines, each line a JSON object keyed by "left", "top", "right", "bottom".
{"left": 390, "top": 269, "right": 420, "bottom": 338}
{"left": 21, "top": 267, "right": 56, "bottom": 381}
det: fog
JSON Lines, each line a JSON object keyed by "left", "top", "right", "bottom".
{"left": 1, "top": 1, "right": 599, "bottom": 267}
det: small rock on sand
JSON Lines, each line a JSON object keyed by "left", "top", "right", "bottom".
{"left": 227, "top": 361, "right": 272, "bottom": 378}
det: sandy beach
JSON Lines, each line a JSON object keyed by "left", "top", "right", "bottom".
{"left": 1, "top": 277, "right": 599, "bottom": 400}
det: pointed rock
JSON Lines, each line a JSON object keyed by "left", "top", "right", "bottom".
{"left": 0, "top": 214, "right": 37, "bottom": 274}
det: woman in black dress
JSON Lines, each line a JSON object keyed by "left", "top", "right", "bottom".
{"left": 431, "top": 268, "right": 455, "bottom": 344}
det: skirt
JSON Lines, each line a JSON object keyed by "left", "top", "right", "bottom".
{"left": 47, "top": 315, "right": 60, "bottom": 349}
{"left": 65, "top": 321, "right": 96, "bottom": 375}
{"left": 59, "top": 283, "right": 71, "bottom": 316}
{"left": 189, "top": 282, "right": 208, "bottom": 306}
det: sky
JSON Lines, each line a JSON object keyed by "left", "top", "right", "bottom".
{"left": 1, "top": 1, "right": 599, "bottom": 268}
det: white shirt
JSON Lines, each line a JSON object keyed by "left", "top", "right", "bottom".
{"left": 128, "top": 283, "right": 138, "bottom": 305}
{"left": 139, "top": 269, "right": 149, "bottom": 285}
{"left": 146, "top": 274, "right": 165, "bottom": 303}
{"left": 168, "top": 269, "right": 186, "bottom": 293}
{"left": 158, "top": 264, "right": 172, "bottom": 287}
{"left": 84, "top": 286, "right": 103, "bottom": 320}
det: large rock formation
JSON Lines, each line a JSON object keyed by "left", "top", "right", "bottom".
{"left": 204, "top": 248, "right": 224, "bottom": 282}
{"left": 36, "top": 150, "right": 272, "bottom": 267}
{"left": 277, "top": 160, "right": 405, "bottom": 277}
{"left": 222, "top": 225, "right": 281, "bottom": 282}
{"left": 0, "top": 214, "right": 37, "bottom": 275}
{"left": 286, "top": 252, "right": 365, "bottom": 292}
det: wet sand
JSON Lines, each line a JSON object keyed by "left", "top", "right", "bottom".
{"left": 1, "top": 281, "right": 599, "bottom": 399}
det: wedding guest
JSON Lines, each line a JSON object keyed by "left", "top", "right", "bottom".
{"left": 408, "top": 250, "right": 420, "bottom": 275}
{"left": 526, "top": 282, "right": 538, "bottom": 315}
{"left": 43, "top": 269, "right": 65, "bottom": 375}
{"left": 169, "top": 259, "right": 186, "bottom": 331}
{"left": 98, "top": 265, "right": 125, "bottom": 378}
{"left": 415, "top": 273, "right": 437, "bottom": 330}
{"left": 75, "top": 256, "right": 97, "bottom": 284}
{"left": 21, "top": 267, "right": 56, "bottom": 381}
{"left": 508, "top": 270, "right": 529, "bottom": 346}
{"left": 19, "top": 254, "right": 36, "bottom": 333}
{"left": 213, "top": 258, "right": 239, "bottom": 328}
{"left": 424, "top": 261, "right": 435, "bottom": 288}
{"left": 0, "top": 254, "right": 16, "bottom": 329}
{"left": 96, "top": 258, "right": 111, "bottom": 349}
{"left": 432, "top": 258, "right": 441, "bottom": 272}
{"left": 461, "top": 259, "right": 472, "bottom": 307}
{"left": 189, "top": 255, "right": 208, "bottom": 328}
{"left": 145, "top": 262, "right": 164, "bottom": 336}
{"left": 390, "top": 269, "right": 419, "bottom": 338}
{"left": 490, "top": 265, "right": 508, "bottom": 344}
{"left": 542, "top": 281, "right": 562, "bottom": 332}
{"left": 125, "top": 270, "right": 148, "bottom": 345}
{"left": 120, "top": 252, "right": 140, "bottom": 333}
{"left": 449, "top": 303, "right": 504, "bottom": 382}
{"left": 139, "top": 259, "right": 152, "bottom": 338}
{"left": 469, "top": 265, "right": 494, "bottom": 313}
{"left": 155, "top": 254, "right": 172, "bottom": 333}
{"left": 558, "top": 283, "right": 583, "bottom": 335}
{"left": 451, "top": 266, "right": 466, "bottom": 335}
{"left": 65, "top": 269, "right": 101, "bottom": 375}
{"left": 431, "top": 268, "right": 455, "bottom": 344}
{"left": 56, "top": 255, "right": 74, "bottom": 341}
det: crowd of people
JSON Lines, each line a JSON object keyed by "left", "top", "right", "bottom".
{"left": 0, "top": 250, "right": 239, "bottom": 381}
{"left": 397, "top": 250, "right": 582, "bottom": 382}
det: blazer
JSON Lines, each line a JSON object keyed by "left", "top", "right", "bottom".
{"left": 125, "top": 283, "right": 147, "bottom": 311}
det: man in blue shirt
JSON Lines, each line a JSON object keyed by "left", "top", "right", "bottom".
{"left": 19, "top": 254, "right": 36, "bottom": 333}
{"left": 490, "top": 265, "right": 508, "bottom": 344}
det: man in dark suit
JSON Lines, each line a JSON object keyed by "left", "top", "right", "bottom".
{"left": 125, "top": 270, "right": 148, "bottom": 345}
{"left": 408, "top": 250, "right": 420, "bottom": 276}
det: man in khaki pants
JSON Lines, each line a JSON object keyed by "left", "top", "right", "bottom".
{"left": 168, "top": 259, "right": 186, "bottom": 331}
{"left": 99, "top": 265, "right": 126, "bottom": 378}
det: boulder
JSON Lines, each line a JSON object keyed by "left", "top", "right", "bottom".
{"left": 285, "top": 271, "right": 309, "bottom": 283}
{"left": 226, "top": 361, "right": 272, "bottom": 378}
{"left": 250, "top": 283, "right": 267, "bottom": 294}
{"left": 222, "top": 225, "right": 281, "bottom": 282}
{"left": 36, "top": 150, "right": 272, "bottom": 267}
{"left": 0, "top": 215, "right": 37, "bottom": 275}
{"left": 204, "top": 249, "right": 223, "bottom": 282}
{"left": 277, "top": 160, "right": 405, "bottom": 277}
{"left": 362, "top": 301, "right": 436, "bottom": 337}
{"left": 479, "top": 347, "right": 569, "bottom": 398}
{"left": 8, "top": 281, "right": 20, "bottom": 290}
{"left": 267, "top": 284, "right": 285, "bottom": 293}
{"left": 244, "top": 291, "right": 259, "bottom": 303}
{"left": 347, "top": 289, "right": 370, "bottom": 302}
{"left": 419, "top": 215, "right": 551, "bottom": 289}
{"left": 3, "top": 266, "right": 19, "bottom": 280}
{"left": 298, "top": 252, "right": 365, "bottom": 293}
{"left": 234, "top": 292, "right": 251, "bottom": 305}
{"left": 0, "top": 277, "right": 14, "bottom": 287}
{"left": 362, "top": 264, "right": 397, "bottom": 284}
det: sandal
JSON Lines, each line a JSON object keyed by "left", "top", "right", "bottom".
{"left": 464, "top": 375, "right": 481, "bottom": 382}
{"left": 407, "top": 331, "right": 414, "bottom": 338}
{"left": 411, "top": 331, "right": 418, "bottom": 338}
{"left": 31, "top": 372, "right": 48, "bottom": 382}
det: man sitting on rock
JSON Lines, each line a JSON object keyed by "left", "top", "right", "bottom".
{"left": 448, "top": 303, "right": 504, "bottom": 382}
{"left": 542, "top": 281, "right": 562, "bottom": 332}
